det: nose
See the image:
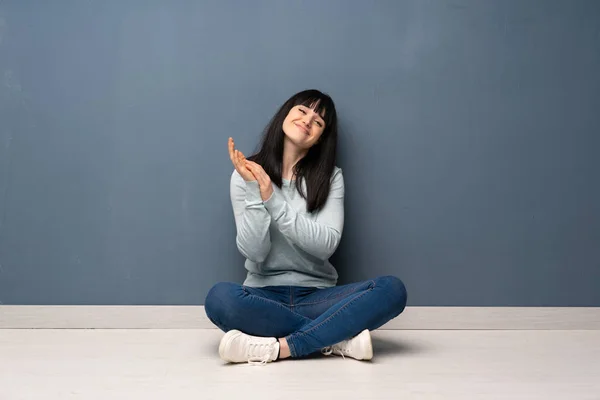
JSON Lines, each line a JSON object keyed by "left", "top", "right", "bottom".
{"left": 302, "top": 114, "right": 313, "bottom": 126}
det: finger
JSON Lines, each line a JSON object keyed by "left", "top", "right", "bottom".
{"left": 245, "top": 162, "right": 261, "bottom": 182}
{"left": 228, "top": 138, "right": 237, "bottom": 163}
{"left": 245, "top": 160, "right": 256, "bottom": 174}
{"left": 246, "top": 161, "right": 266, "bottom": 180}
{"left": 246, "top": 162, "right": 267, "bottom": 187}
{"left": 234, "top": 151, "right": 246, "bottom": 174}
{"left": 238, "top": 153, "right": 252, "bottom": 175}
{"left": 235, "top": 150, "right": 245, "bottom": 171}
{"left": 233, "top": 150, "right": 241, "bottom": 168}
{"left": 245, "top": 161, "right": 261, "bottom": 182}
{"left": 245, "top": 160, "right": 257, "bottom": 174}
{"left": 244, "top": 162, "right": 259, "bottom": 181}
{"left": 245, "top": 160, "right": 259, "bottom": 170}
{"left": 235, "top": 150, "right": 245, "bottom": 166}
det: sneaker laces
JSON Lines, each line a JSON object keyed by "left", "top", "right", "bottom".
{"left": 247, "top": 342, "right": 277, "bottom": 365}
{"left": 321, "top": 343, "right": 347, "bottom": 360}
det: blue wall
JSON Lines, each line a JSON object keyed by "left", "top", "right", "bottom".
{"left": 0, "top": 0, "right": 598, "bottom": 305}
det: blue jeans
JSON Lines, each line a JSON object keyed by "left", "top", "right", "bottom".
{"left": 204, "top": 275, "right": 407, "bottom": 358}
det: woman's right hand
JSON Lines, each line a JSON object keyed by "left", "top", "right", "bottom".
{"left": 228, "top": 137, "right": 256, "bottom": 182}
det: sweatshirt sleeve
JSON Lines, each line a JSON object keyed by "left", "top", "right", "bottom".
{"left": 230, "top": 170, "right": 272, "bottom": 263}
{"left": 263, "top": 168, "right": 344, "bottom": 260}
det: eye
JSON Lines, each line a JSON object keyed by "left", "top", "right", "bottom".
{"left": 298, "top": 108, "right": 306, "bottom": 114}
{"left": 315, "top": 121, "right": 323, "bottom": 127}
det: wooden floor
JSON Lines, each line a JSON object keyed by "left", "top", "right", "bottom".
{"left": 1, "top": 329, "right": 599, "bottom": 399}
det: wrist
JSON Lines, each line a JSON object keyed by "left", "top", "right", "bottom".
{"left": 261, "top": 186, "right": 274, "bottom": 202}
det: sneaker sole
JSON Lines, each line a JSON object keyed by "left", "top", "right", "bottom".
{"left": 218, "top": 329, "right": 242, "bottom": 362}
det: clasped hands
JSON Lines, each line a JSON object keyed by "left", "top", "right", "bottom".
{"left": 228, "top": 137, "right": 274, "bottom": 202}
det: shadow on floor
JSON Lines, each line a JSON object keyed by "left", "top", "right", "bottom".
{"left": 206, "top": 330, "right": 429, "bottom": 364}
{"left": 371, "top": 335, "right": 428, "bottom": 357}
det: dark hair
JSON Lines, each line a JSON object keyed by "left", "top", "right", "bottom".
{"left": 248, "top": 89, "right": 338, "bottom": 213}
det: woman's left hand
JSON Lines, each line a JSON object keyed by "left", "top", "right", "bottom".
{"left": 245, "top": 161, "right": 274, "bottom": 201}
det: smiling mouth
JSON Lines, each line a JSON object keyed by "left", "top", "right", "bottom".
{"left": 295, "top": 123, "right": 309, "bottom": 135}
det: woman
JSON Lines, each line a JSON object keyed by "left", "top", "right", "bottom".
{"left": 205, "top": 89, "right": 407, "bottom": 364}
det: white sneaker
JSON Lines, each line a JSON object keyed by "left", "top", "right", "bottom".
{"left": 218, "top": 330, "right": 280, "bottom": 365}
{"left": 322, "top": 329, "right": 373, "bottom": 361}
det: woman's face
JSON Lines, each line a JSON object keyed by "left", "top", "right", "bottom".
{"left": 282, "top": 104, "right": 326, "bottom": 150}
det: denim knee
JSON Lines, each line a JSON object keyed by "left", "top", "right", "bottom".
{"left": 375, "top": 275, "right": 408, "bottom": 316}
{"left": 204, "top": 282, "right": 240, "bottom": 326}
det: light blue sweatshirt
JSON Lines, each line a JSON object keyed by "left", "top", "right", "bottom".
{"left": 229, "top": 167, "right": 344, "bottom": 288}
